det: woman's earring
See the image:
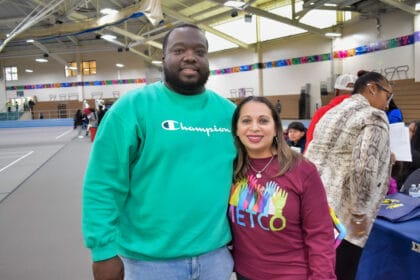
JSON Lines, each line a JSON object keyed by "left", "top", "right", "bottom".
{"left": 273, "top": 136, "right": 278, "bottom": 145}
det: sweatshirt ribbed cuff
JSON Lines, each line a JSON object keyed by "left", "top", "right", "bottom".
{"left": 91, "top": 242, "right": 118, "bottom": 262}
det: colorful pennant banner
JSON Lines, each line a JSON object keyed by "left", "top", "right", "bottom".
{"left": 6, "top": 78, "right": 146, "bottom": 91}
{"left": 6, "top": 32, "right": 420, "bottom": 91}
{"left": 210, "top": 32, "right": 418, "bottom": 76}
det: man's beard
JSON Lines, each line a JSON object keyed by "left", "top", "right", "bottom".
{"left": 163, "top": 66, "right": 209, "bottom": 94}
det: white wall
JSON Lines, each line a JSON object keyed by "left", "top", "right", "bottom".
{"left": 337, "top": 11, "right": 414, "bottom": 79}
{"left": 2, "top": 51, "right": 148, "bottom": 103}
{"left": 208, "top": 48, "right": 258, "bottom": 97}
{"left": 1, "top": 10, "right": 418, "bottom": 115}
{"left": 261, "top": 35, "right": 333, "bottom": 112}
{"left": 209, "top": 10, "right": 417, "bottom": 114}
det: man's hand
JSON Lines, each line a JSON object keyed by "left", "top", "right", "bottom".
{"left": 92, "top": 256, "right": 124, "bottom": 280}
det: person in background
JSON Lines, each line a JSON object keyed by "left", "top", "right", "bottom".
{"left": 275, "top": 99, "right": 282, "bottom": 114}
{"left": 386, "top": 99, "right": 403, "bottom": 124}
{"left": 305, "top": 71, "right": 392, "bottom": 280}
{"left": 23, "top": 98, "right": 29, "bottom": 112}
{"left": 6, "top": 99, "right": 12, "bottom": 113}
{"left": 229, "top": 96, "right": 336, "bottom": 280}
{"left": 73, "top": 109, "right": 84, "bottom": 138}
{"left": 385, "top": 98, "right": 404, "bottom": 194}
{"left": 97, "top": 105, "right": 105, "bottom": 126}
{"left": 286, "top": 121, "right": 307, "bottom": 153}
{"left": 87, "top": 108, "right": 98, "bottom": 142}
{"left": 28, "top": 99, "right": 35, "bottom": 119}
{"left": 408, "top": 121, "right": 418, "bottom": 140}
{"left": 82, "top": 110, "right": 89, "bottom": 132}
{"left": 305, "top": 73, "right": 357, "bottom": 151}
{"left": 396, "top": 120, "right": 420, "bottom": 189}
{"left": 83, "top": 106, "right": 91, "bottom": 136}
{"left": 82, "top": 24, "right": 236, "bottom": 280}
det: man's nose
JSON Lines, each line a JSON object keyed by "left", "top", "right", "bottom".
{"left": 183, "top": 49, "right": 197, "bottom": 61}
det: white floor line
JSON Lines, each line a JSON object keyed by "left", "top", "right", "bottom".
{"left": 55, "top": 129, "right": 73, "bottom": 139}
{"left": 0, "top": 150, "right": 34, "bottom": 173}
{"left": 0, "top": 151, "right": 32, "bottom": 158}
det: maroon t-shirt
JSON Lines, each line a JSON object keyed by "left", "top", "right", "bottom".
{"left": 229, "top": 156, "right": 336, "bottom": 280}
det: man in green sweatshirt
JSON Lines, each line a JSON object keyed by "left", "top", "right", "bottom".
{"left": 82, "top": 24, "right": 236, "bottom": 280}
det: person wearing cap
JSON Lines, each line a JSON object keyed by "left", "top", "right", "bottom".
{"left": 286, "top": 121, "right": 307, "bottom": 153}
{"left": 304, "top": 73, "right": 357, "bottom": 152}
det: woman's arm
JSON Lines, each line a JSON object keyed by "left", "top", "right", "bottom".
{"left": 350, "top": 122, "right": 390, "bottom": 236}
{"left": 301, "top": 165, "right": 336, "bottom": 280}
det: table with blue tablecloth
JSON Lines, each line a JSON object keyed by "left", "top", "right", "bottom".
{"left": 356, "top": 217, "right": 420, "bottom": 280}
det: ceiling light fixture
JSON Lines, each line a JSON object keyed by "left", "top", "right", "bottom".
{"left": 116, "top": 63, "right": 124, "bottom": 68}
{"left": 224, "top": 1, "right": 246, "bottom": 10}
{"left": 152, "top": 60, "right": 162, "bottom": 65}
{"left": 325, "top": 32, "right": 342, "bottom": 37}
{"left": 25, "top": 69, "right": 33, "bottom": 73}
{"left": 100, "top": 8, "right": 118, "bottom": 15}
{"left": 35, "top": 58, "right": 48, "bottom": 63}
{"left": 416, "top": 2, "right": 420, "bottom": 11}
{"left": 26, "top": 39, "right": 34, "bottom": 43}
{"left": 101, "top": 34, "right": 117, "bottom": 41}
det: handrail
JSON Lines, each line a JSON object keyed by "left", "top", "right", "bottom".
{"left": 0, "top": 108, "right": 79, "bottom": 121}
{"left": 33, "top": 108, "right": 80, "bottom": 120}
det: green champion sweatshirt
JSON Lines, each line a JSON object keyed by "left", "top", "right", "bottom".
{"left": 82, "top": 82, "right": 236, "bottom": 262}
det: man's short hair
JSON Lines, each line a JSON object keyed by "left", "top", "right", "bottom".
{"left": 162, "top": 24, "right": 207, "bottom": 54}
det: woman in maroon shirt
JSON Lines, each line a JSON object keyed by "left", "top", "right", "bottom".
{"left": 229, "top": 96, "right": 336, "bottom": 280}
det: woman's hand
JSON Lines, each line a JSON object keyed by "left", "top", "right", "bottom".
{"left": 349, "top": 214, "right": 368, "bottom": 237}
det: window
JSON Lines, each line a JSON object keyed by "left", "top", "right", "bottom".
{"left": 81, "top": 60, "right": 96, "bottom": 76}
{"left": 5, "top": 66, "right": 18, "bottom": 81}
{"left": 65, "top": 61, "right": 78, "bottom": 77}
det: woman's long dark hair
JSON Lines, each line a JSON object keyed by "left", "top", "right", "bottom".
{"left": 353, "top": 71, "right": 389, "bottom": 95}
{"left": 231, "top": 96, "right": 301, "bottom": 181}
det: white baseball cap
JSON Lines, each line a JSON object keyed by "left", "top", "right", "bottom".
{"left": 334, "top": 74, "right": 357, "bottom": 91}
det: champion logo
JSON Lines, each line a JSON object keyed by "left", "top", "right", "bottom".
{"left": 162, "top": 120, "right": 179, "bottom": 130}
{"left": 161, "top": 120, "right": 231, "bottom": 136}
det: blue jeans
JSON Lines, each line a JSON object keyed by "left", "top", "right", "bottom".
{"left": 121, "top": 246, "right": 233, "bottom": 280}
